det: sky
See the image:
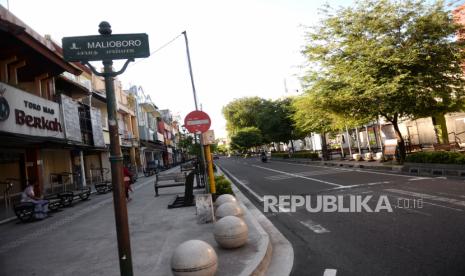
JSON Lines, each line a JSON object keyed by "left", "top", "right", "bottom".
{"left": 1, "top": 0, "right": 355, "bottom": 138}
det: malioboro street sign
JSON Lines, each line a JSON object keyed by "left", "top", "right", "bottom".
{"left": 62, "top": 22, "right": 149, "bottom": 276}
{"left": 62, "top": 33, "right": 150, "bottom": 61}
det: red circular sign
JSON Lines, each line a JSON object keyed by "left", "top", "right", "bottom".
{"left": 184, "top": 110, "right": 211, "bottom": 133}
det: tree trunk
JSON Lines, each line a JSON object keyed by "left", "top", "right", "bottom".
{"left": 321, "top": 132, "right": 329, "bottom": 160}
{"left": 432, "top": 114, "right": 449, "bottom": 144}
{"left": 391, "top": 119, "right": 406, "bottom": 163}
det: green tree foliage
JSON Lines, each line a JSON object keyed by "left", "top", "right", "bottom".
{"left": 230, "top": 127, "right": 263, "bottom": 151}
{"left": 222, "top": 97, "right": 265, "bottom": 135}
{"left": 257, "top": 98, "right": 306, "bottom": 144}
{"left": 223, "top": 97, "right": 304, "bottom": 146}
{"left": 178, "top": 135, "right": 201, "bottom": 156}
{"left": 215, "top": 144, "right": 228, "bottom": 154}
{"left": 301, "top": 0, "right": 465, "bottom": 162}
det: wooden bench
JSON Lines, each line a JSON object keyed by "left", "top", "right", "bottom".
{"left": 154, "top": 172, "right": 187, "bottom": 196}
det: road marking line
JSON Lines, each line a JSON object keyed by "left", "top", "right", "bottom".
{"left": 400, "top": 207, "right": 432, "bottom": 216}
{"left": 252, "top": 165, "right": 343, "bottom": 187}
{"left": 323, "top": 269, "right": 337, "bottom": 276}
{"left": 328, "top": 181, "right": 391, "bottom": 190}
{"left": 423, "top": 201, "right": 463, "bottom": 212}
{"left": 300, "top": 220, "right": 330, "bottom": 234}
{"left": 220, "top": 167, "right": 264, "bottom": 202}
{"left": 385, "top": 188, "right": 465, "bottom": 208}
{"left": 265, "top": 170, "right": 347, "bottom": 181}
{"left": 282, "top": 161, "right": 425, "bottom": 179}
{"left": 409, "top": 177, "right": 428, "bottom": 181}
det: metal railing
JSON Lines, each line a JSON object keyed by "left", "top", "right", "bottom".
{"left": 0, "top": 180, "right": 14, "bottom": 209}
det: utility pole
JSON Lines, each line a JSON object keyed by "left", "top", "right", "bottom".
{"left": 182, "top": 30, "right": 208, "bottom": 189}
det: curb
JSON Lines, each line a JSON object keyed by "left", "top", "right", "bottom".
{"left": 218, "top": 166, "right": 294, "bottom": 276}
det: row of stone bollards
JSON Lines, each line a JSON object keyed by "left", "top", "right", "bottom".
{"left": 171, "top": 194, "right": 249, "bottom": 276}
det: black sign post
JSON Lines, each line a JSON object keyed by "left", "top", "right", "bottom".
{"left": 63, "top": 22, "right": 149, "bottom": 276}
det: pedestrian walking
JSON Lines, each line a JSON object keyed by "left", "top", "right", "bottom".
{"left": 123, "top": 166, "right": 133, "bottom": 202}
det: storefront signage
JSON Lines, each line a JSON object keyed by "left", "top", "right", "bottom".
{"left": 60, "top": 94, "right": 82, "bottom": 142}
{"left": 0, "top": 83, "right": 65, "bottom": 139}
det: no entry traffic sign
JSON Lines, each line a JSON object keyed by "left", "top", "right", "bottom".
{"left": 184, "top": 110, "right": 211, "bottom": 133}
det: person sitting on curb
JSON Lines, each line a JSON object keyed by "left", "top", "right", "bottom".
{"left": 21, "top": 182, "right": 49, "bottom": 219}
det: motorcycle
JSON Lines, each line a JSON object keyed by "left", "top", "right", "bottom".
{"left": 143, "top": 161, "right": 158, "bottom": 177}
{"left": 261, "top": 155, "right": 268, "bottom": 163}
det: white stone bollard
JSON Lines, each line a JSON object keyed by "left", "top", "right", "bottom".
{"left": 214, "top": 194, "right": 237, "bottom": 208}
{"left": 215, "top": 202, "right": 244, "bottom": 220}
{"left": 214, "top": 216, "right": 248, "bottom": 249}
{"left": 353, "top": 153, "right": 362, "bottom": 161}
{"left": 364, "top": 152, "right": 373, "bottom": 161}
{"left": 171, "top": 240, "right": 218, "bottom": 276}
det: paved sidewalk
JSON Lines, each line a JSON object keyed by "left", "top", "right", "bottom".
{"left": 0, "top": 166, "right": 270, "bottom": 276}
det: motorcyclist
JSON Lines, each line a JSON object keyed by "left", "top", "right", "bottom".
{"left": 260, "top": 151, "right": 267, "bottom": 162}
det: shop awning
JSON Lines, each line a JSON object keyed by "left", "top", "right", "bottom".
{"left": 0, "top": 6, "right": 81, "bottom": 77}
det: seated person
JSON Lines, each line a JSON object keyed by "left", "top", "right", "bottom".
{"left": 21, "top": 183, "right": 49, "bottom": 219}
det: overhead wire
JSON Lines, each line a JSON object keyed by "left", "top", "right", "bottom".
{"left": 128, "top": 32, "right": 183, "bottom": 68}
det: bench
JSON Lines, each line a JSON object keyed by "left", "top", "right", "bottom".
{"left": 89, "top": 168, "right": 112, "bottom": 194}
{"left": 13, "top": 198, "right": 61, "bottom": 222}
{"left": 433, "top": 143, "right": 451, "bottom": 151}
{"left": 48, "top": 173, "right": 92, "bottom": 206}
{"left": 168, "top": 171, "right": 196, "bottom": 209}
{"left": 181, "top": 162, "right": 195, "bottom": 172}
{"left": 45, "top": 187, "right": 91, "bottom": 207}
{"left": 95, "top": 181, "right": 112, "bottom": 194}
{"left": 154, "top": 172, "right": 187, "bottom": 196}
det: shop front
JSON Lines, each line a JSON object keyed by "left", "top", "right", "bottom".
{"left": 0, "top": 82, "right": 68, "bottom": 214}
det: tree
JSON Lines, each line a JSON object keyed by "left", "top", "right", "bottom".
{"left": 230, "top": 127, "right": 263, "bottom": 152}
{"left": 215, "top": 144, "right": 228, "bottom": 154}
{"left": 178, "top": 135, "right": 201, "bottom": 156}
{"left": 223, "top": 97, "right": 305, "bottom": 149}
{"left": 257, "top": 98, "right": 306, "bottom": 147}
{"left": 292, "top": 94, "right": 351, "bottom": 159}
{"left": 301, "top": 0, "right": 465, "bottom": 162}
{"left": 222, "top": 97, "right": 265, "bottom": 135}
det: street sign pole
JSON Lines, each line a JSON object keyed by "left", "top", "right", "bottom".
{"left": 63, "top": 21, "right": 150, "bottom": 276}
{"left": 103, "top": 60, "right": 133, "bottom": 276}
{"left": 182, "top": 30, "right": 208, "bottom": 189}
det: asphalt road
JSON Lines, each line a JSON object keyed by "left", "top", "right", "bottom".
{"left": 218, "top": 157, "right": 465, "bottom": 276}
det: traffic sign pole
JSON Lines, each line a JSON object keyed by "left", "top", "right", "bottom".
{"left": 182, "top": 31, "right": 208, "bottom": 189}
{"left": 204, "top": 144, "right": 216, "bottom": 194}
